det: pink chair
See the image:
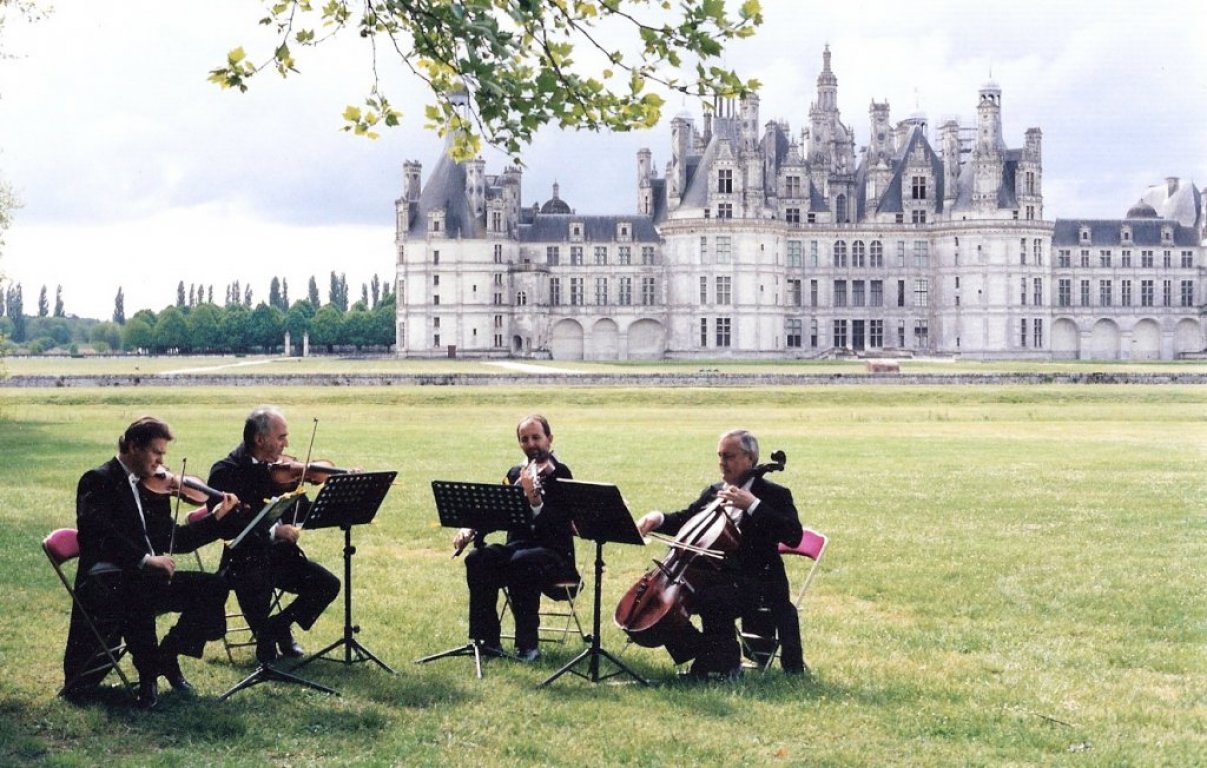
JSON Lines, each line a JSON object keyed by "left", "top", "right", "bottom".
{"left": 44, "top": 528, "right": 137, "bottom": 700}
{"left": 739, "top": 527, "right": 828, "bottom": 673}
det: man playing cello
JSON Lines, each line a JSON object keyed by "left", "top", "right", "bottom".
{"left": 632, "top": 429, "right": 803, "bottom": 679}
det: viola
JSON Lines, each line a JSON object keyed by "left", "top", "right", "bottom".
{"left": 142, "top": 468, "right": 228, "bottom": 507}
{"left": 613, "top": 450, "right": 786, "bottom": 649}
{"left": 267, "top": 456, "right": 350, "bottom": 487}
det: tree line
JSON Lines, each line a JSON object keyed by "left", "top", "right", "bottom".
{"left": 1, "top": 272, "right": 395, "bottom": 355}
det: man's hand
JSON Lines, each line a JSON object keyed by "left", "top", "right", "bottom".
{"left": 717, "top": 484, "right": 755, "bottom": 512}
{"left": 636, "top": 512, "right": 664, "bottom": 537}
{"left": 145, "top": 555, "right": 177, "bottom": 578}
{"left": 274, "top": 524, "right": 301, "bottom": 545}
{"left": 452, "top": 527, "right": 476, "bottom": 553}
{"left": 212, "top": 492, "right": 241, "bottom": 520}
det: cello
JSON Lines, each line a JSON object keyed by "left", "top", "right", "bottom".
{"left": 613, "top": 450, "right": 786, "bottom": 649}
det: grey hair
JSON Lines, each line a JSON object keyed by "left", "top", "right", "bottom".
{"left": 722, "top": 428, "right": 759, "bottom": 464}
{"left": 243, "top": 405, "right": 285, "bottom": 448}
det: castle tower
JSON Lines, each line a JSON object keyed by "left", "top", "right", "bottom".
{"left": 972, "top": 81, "right": 1004, "bottom": 211}
{"left": 465, "top": 156, "right": 486, "bottom": 221}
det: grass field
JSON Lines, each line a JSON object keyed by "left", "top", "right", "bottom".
{"left": 0, "top": 384, "right": 1203, "bottom": 767}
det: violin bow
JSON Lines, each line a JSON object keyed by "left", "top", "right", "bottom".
{"left": 167, "top": 457, "right": 186, "bottom": 576}
{"left": 289, "top": 418, "right": 321, "bottom": 526}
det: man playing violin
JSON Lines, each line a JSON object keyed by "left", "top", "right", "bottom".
{"left": 207, "top": 406, "right": 340, "bottom": 665}
{"left": 635, "top": 428, "right": 803, "bottom": 679}
{"left": 67, "top": 416, "right": 241, "bottom": 709}
{"left": 451, "top": 415, "right": 579, "bottom": 661}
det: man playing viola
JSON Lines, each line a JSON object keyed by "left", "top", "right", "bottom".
{"left": 67, "top": 416, "right": 241, "bottom": 709}
{"left": 207, "top": 406, "right": 340, "bottom": 665}
{"left": 451, "top": 414, "right": 579, "bottom": 661}
{"left": 635, "top": 428, "right": 803, "bottom": 679}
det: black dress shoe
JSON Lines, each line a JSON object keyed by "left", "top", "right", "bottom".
{"left": 137, "top": 679, "right": 159, "bottom": 710}
{"left": 276, "top": 630, "right": 305, "bottom": 659}
{"left": 161, "top": 655, "right": 196, "bottom": 694}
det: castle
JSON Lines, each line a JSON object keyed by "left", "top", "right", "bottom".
{"left": 394, "top": 48, "right": 1204, "bottom": 361}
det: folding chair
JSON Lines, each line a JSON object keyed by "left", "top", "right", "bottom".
{"left": 739, "top": 527, "right": 828, "bottom": 673}
{"left": 500, "top": 576, "right": 590, "bottom": 646}
{"left": 185, "top": 508, "right": 282, "bottom": 662}
{"left": 44, "top": 528, "right": 137, "bottom": 701}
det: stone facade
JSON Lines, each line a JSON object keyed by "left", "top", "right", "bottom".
{"left": 394, "top": 48, "right": 1205, "bottom": 361}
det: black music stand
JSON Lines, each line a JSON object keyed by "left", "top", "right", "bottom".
{"left": 415, "top": 480, "right": 532, "bottom": 678}
{"left": 538, "top": 480, "right": 649, "bottom": 687}
{"left": 291, "top": 471, "right": 397, "bottom": 674}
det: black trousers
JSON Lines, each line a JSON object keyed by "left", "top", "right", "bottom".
{"left": 464, "top": 542, "right": 565, "bottom": 650}
{"left": 227, "top": 544, "right": 340, "bottom": 636}
{"left": 663, "top": 572, "right": 804, "bottom": 674}
{"left": 63, "top": 568, "right": 228, "bottom": 686}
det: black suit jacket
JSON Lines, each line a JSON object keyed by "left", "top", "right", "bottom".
{"left": 75, "top": 457, "right": 222, "bottom": 576}
{"left": 207, "top": 444, "right": 306, "bottom": 566}
{"left": 657, "top": 474, "right": 801, "bottom": 593}
{"left": 494, "top": 459, "right": 578, "bottom": 581}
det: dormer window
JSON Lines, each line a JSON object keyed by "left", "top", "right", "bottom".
{"left": 1079, "top": 226, "right": 1091, "bottom": 244}
{"left": 570, "top": 222, "right": 584, "bottom": 242}
{"left": 1161, "top": 226, "right": 1173, "bottom": 243}
{"left": 428, "top": 210, "right": 446, "bottom": 236}
{"left": 617, "top": 222, "right": 631, "bottom": 241}
{"left": 1120, "top": 225, "right": 1132, "bottom": 243}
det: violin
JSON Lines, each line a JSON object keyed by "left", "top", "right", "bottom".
{"left": 613, "top": 450, "right": 787, "bottom": 649}
{"left": 267, "top": 456, "right": 350, "bottom": 487}
{"left": 142, "top": 468, "right": 229, "bottom": 507}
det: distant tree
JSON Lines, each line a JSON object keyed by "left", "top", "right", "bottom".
{"left": 220, "top": 304, "right": 252, "bottom": 353}
{"left": 269, "top": 277, "right": 283, "bottom": 310}
{"left": 281, "top": 278, "right": 289, "bottom": 308}
{"left": 285, "top": 300, "right": 313, "bottom": 343}
{"left": 360, "top": 283, "right": 369, "bottom": 308}
{"left": 188, "top": 284, "right": 196, "bottom": 306}
{"left": 381, "top": 279, "right": 392, "bottom": 300}
{"left": 371, "top": 274, "right": 381, "bottom": 308}
{"left": 308, "top": 275, "right": 321, "bottom": 308}
{"left": 343, "top": 306, "right": 373, "bottom": 350}
{"left": 309, "top": 304, "right": 343, "bottom": 352}
{"left": 176, "top": 281, "right": 186, "bottom": 307}
{"left": 54, "top": 285, "right": 65, "bottom": 317}
{"left": 8, "top": 284, "right": 25, "bottom": 342}
{"left": 371, "top": 292, "right": 396, "bottom": 347}
{"left": 37, "top": 285, "right": 48, "bottom": 317}
{"left": 244, "top": 285, "right": 253, "bottom": 307}
{"left": 113, "top": 287, "right": 126, "bottom": 324}
{"left": 153, "top": 306, "right": 190, "bottom": 353}
{"left": 121, "top": 316, "right": 153, "bottom": 352}
{"left": 248, "top": 303, "right": 284, "bottom": 351}
{"left": 0, "top": 285, "right": 6, "bottom": 317}
{"left": 206, "top": 285, "right": 214, "bottom": 304}
{"left": 90, "top": 322, "right": 122, "bottom": 352}
{"left": 328, "top": 272, "right": 340, "bottom": 310}
{"left": 187, "top": 303, "right": 223, "bottom": 352}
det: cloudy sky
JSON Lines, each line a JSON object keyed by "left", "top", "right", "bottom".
{"left": 2, "top": 0, "right": 1204, "bottom": 320}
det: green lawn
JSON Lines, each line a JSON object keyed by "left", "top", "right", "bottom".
{"left": 1, "top": 385, "right": 1203, "bottom": 766}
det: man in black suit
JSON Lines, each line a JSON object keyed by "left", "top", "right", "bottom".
{"left": 451, "top": 415, "right": 579, "bottom": 661}
{"left": 635, "top": 428, "right": 803, "bottom": 679}
{"left": 67, "top": 416, "right": 241, "bottom": 708}
{"left": 207, "top": 406, "right": 340, "bottom": 665}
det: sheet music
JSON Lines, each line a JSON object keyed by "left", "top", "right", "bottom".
{"left": 230, "top": 490, "right": 304, "bottom": 549}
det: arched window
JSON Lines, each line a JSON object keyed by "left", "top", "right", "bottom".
{"left": 852, "top": 240, "right": 866, "bottom": 268}
{"left": 833, "top": 240, "right": 848, "bottom": 268}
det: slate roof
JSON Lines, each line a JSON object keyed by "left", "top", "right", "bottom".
{"left": 1051, "top": 218, "right": 1199, "bottom": 247}
{"left": 518, "top": 214, "right": 661, "bottom": 243}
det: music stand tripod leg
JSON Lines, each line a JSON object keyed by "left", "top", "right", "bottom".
{"left": 294, "top": 525, "right": 396, "bottom": 674}
{"left": 539, "top": 540, "right": 650, "bottom": 687}
{"left": 416, "top": 641, "right": 509, "bottom": 679}
{"left": 219, "top": 662, "right": 339, "bottom": 701}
